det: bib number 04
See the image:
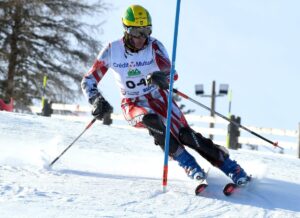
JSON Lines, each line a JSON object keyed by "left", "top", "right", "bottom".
{"left": 126, "top": 78, "right": 147, "bottom": 89}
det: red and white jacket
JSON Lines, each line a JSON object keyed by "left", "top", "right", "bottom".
{"left": 81, "top": 37, "right": 178, "bottom": 103}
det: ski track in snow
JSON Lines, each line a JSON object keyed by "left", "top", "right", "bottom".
{"left": 0, "top": 111, "right": 300, "bottom": 218}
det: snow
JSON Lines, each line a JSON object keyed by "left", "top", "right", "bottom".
{"left": 0, "top": 111, "right": 299, "bottom": 218}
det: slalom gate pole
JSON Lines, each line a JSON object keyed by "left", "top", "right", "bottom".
{"left": 173, "top": 89, "right": 284, "bottom": 151}
{"left": 49, "top": 117, "right": 97, "bottom": 167}
{"left": 225, "top": 90, "right": 232, "bottom": 148}
{"left": 41, "top": 75, "right": 48, "bottom": 109}
{"left": 162, "top": 0, "right": 182, "bottom": 193}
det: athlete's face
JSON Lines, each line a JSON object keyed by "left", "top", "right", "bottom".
{"left": 131, "top": 36, "right": 147, "bottom": 50}
{"left": 125, "top": 26, "right": 151, "bottom": 51}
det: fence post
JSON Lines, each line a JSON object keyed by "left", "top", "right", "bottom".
{"left": 228, "top": 115, "right": 241, "bottom": 150}
{"left": 298, "top": 123, "right": 300, "bottom": 159}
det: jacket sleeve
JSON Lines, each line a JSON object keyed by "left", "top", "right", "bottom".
{"left": 81, "top": 44, "right": 111, "bottom": 104}
{"left": 152, "top": 40, "right": 178, "bottom": 81}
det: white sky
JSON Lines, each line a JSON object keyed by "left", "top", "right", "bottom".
{"left": 82, "top": 0, "right": 300, "bottom": 130}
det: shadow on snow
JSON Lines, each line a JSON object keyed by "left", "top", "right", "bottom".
{"left": 59, "top": 168, "right": 300, "bottom": 213}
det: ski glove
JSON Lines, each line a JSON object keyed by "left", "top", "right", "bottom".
{"left": 91, "top": 95, "right": 113, "bottom": 120}
{"left": 146, "top": 71, "right": 169, "bottom": 90}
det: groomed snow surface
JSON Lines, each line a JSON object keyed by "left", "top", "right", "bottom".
{"left": 0, "top": 111, "right": 299, "bottom": 218}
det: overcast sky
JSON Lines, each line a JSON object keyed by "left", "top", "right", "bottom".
{"left": 82, "top": 0, "right": 300, "bottom": 131}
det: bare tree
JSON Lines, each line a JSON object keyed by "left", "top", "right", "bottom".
{"left": 0, "top": 0, "right": 108, "bottom": 109}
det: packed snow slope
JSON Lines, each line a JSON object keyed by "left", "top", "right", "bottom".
{"left": 0, "top": 111, "right": 299, "bottom": 218}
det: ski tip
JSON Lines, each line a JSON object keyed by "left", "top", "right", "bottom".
{"left": 195, "top": 183, "right": 208, "bottom": 196}
{"left": 223, "top": 183, "right": 237, "bottom": 196}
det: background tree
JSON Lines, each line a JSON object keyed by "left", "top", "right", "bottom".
{"left": 0, "top": 0, "right": 108, "bottom": 110}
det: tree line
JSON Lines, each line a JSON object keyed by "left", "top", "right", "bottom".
{"left": 0, "top": 0, "right": 107, "bottom": 110}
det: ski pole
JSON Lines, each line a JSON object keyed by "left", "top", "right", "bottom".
{"left": 173, "top": 89, "right": 284, "bottom": 151}
{"left": 49, "top": 117, "right": 97, "bottom": 167}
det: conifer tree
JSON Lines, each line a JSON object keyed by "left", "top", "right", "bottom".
{"left": 0, "top": 0, "right": 107, "bottom": 109}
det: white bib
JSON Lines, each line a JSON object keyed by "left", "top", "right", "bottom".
{"left": 101, "top": 38, "right": 165, "bottom": 98}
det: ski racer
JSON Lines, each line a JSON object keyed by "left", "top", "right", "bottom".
{"left": 81, "top": 5, "right": 250, "bottom": 186}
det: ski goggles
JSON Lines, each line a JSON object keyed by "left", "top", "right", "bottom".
{"left": 125, "top": 26, "right": 152, "bottom": 38}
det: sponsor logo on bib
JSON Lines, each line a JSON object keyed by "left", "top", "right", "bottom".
{"left": 113, "top": 59, "right": 154, "bottom": 68}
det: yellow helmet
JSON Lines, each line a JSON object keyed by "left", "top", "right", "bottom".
{"left": 122, "top": 5, "right": 152, "bottom": 27}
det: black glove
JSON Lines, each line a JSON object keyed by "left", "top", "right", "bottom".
{"left": 91, "top": 96, "right": 113, "bottom": 120}
{"left": 146, "top": 71, "right": 169, "bottom": 90}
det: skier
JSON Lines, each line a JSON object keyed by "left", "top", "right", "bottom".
{"left": 81, "top": 5, "right": 250, "bottom": 186}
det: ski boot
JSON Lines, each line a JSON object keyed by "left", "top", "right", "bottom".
{"left": 220, "top": 157, "right": 250, "bottom": 186}
{"left": 173, "top": 148, "right": 206, "bottom": 181}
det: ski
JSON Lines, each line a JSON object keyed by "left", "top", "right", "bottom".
{"left": 194, "top": 168, "right": 210, "bottom": 196}
{"left": 195, "top": 180, "right": 208, "bottom": 196}
{"left": 223, "top": 183, "right": 237, "bottom": 196}
{"left": 196, "top": 175, "right": 252, "bottom": 196}
{"left": 223, "top": 176, "right": 252, "bottom": 196}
